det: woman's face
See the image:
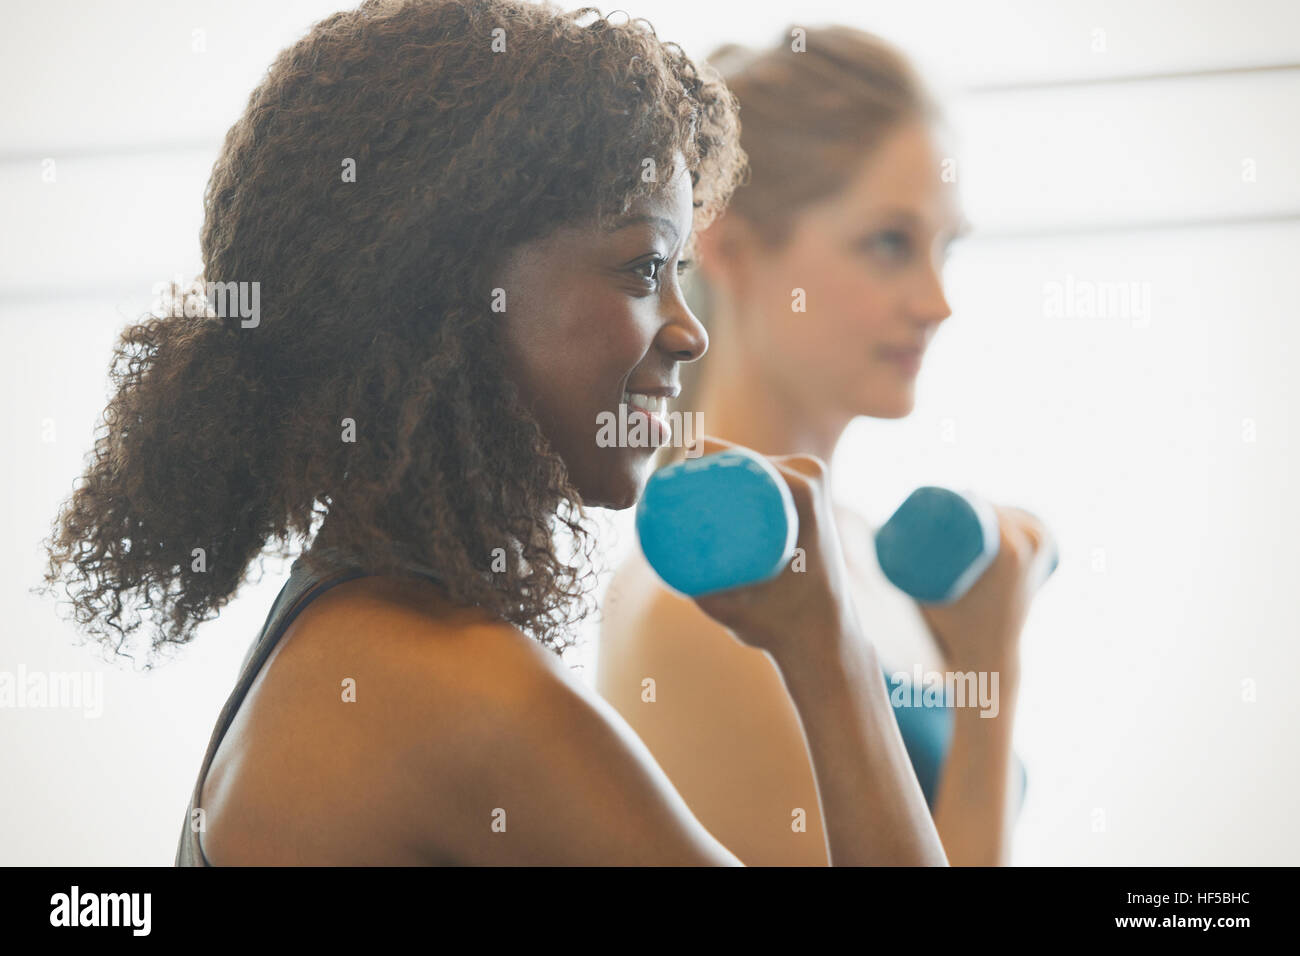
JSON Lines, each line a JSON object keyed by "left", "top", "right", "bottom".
{"left": 717, "top": 120, "right": 964, "bottom": 421}
{"left": 492, "top": 160, "right": 705, "bottom": 510}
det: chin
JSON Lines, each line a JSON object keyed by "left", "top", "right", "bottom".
{"left": 860, "top": 389, "right": 917, "bottom": 420}
{"left": 579, "top": 451, "right": 651, "bottom": 511}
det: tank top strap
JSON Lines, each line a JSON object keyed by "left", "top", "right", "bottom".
{"left": 174, "top": 549, "right": 370, "bottom": 865}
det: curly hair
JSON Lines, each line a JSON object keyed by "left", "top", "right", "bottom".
{"left": 38, "top": 0, "right": 746, "bottom": 668}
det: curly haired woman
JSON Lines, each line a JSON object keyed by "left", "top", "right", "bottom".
{"left": 40, "top": 0, "right": 948, "bottom": 866}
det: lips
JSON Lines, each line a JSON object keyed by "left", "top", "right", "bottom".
{"left": 618, "top": 383, "right": 678, "bottom": 446}
{"left": 878, "top": 345, "right": 924, "bottom": 374}
{"left": 621, "top": 390, "right": 668, "bottom": 417}
{"left": 621, "top": 381, "right": 679, "bottom": 415}
{"left": 878, "top": 344, "right": 924, "bottom": 360}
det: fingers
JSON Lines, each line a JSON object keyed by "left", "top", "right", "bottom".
{"left": 680, "top": 436, "right": 829, "bottom": 514}
{"left": 684, "top": 436, "right": 828, "bottom": 484}
{"left": 683, "top": 434, "right": 741, "bottom": 459}
{"left": 768, "top": 452, "right": 829, "bottom": 481}
{"left": 994, "top": 504, "right": 1054, "bottom": 574}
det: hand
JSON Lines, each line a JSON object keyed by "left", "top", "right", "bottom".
{"left": 917, "top": 504, "right": 1050, "bottom": 673}
{"left": 683, "top": 436, "right": 865, "bottom": 661}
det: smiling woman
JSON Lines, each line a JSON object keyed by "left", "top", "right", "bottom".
{"left": 40, "top": 0, "right": 743, "bottom": 660}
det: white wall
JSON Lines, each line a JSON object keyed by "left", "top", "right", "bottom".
{"left": 2, "top": 0, "right": 1296, "bottom": 865}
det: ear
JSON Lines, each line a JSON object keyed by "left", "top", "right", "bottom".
{"left": 694, "top": 212, "right": 758, "bottom": 296}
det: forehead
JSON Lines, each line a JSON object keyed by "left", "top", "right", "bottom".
{"left": 832, "top": 122, "right": 964, "bottom": 229}
{"left": 492, "top": 166, "right": 696, "bottom": 276}
{"left": 607, "top": 164, "right": 696, "bottom": 235}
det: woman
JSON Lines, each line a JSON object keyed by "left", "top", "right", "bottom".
{"left": 597, "top": 26, "right": 1049, "bottom": 866}
{"left": 39, "top": 0, "right": 947, "bottom": 866}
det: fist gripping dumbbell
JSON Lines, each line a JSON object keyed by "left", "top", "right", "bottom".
{"left": 874, "top": 486, "right": 1058, "bottom": 603}
{"left": 636, "top": 447, "right": 1057, "bottom": 602}
{"left": 636, "top": 448, "right": 799, "bottom": 598}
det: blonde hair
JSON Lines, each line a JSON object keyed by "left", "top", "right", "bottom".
{"left": 674, "top": 26, "right": 941, "bottom": 431}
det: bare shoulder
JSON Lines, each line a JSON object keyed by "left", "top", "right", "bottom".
{"left": 597, "top": 550, "right": 776, "bottom": 702}
{"left": 203, "top": 570, "right": 744, "bottom": 866}
{"left": 292, "top": 574, "right": 735, "bottom": 864}
{"left": 199, "top": 573, "right": 568, "bottom": 865}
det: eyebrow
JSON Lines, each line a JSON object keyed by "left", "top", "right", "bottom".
{"left": 607, "top": 213, "right": 682, "bottom": 244}
{"left": 871, "top": 207, "right": 972, "bottom": 241}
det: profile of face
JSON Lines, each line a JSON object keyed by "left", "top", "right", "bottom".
{"left": 491, "top": 158, "right": 705, "bottom": 510}
{"left": 701, "top": 120, "right": 964, "bottom": 421}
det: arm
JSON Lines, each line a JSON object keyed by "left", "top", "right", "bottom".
{"left": 409, "top": 439, "right": 946, "bottom": 865}
{"left": 416, "top": 612, "right": 943, "bottom": 866}
{"left": 772, "top": 620, "right": 947, "bottom": 866}
{"left": 432, "top": 627, "right": 746, "bottom": 866}
{"left": 919, "top": 505, "right": 1047, "bottom": 865}
{"left": 930, "top": 655, "right": 1022, "bottom": 866}
{"left": 597, "top": 574, "right": 832, "bottom": 866}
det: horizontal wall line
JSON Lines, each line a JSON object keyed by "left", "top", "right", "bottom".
{"left": 2, "top": 63, "right": 1298, "bottom": 166}
{"left": 1, "top": 211, "right": 1297, "bottom": 307}
{"left": 960, "top": 61, "right": 1300, "bottom": 94}
{"left": 969, "top": 209, "right": 1300, "bottom": 240}
{"left": 0, "top": 138, "right": 221, "bottom": 166}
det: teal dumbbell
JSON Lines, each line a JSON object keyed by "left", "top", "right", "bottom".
{"left": 636, "top": 448, "right": 1057, "bottom": 603}
{"left": 635, "top": 448, "right": 797, "bottom": 598}
{"left": 874, "top": 487, "right": 1058, "bottom": 604}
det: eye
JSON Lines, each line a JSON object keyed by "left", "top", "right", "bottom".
{"left": 633, "top": 255, "right": 693, "bottom": 285}
{"left": 633, "top": 256, "right": 665, "bottom": 282}
{"left": 866, "top": 230, "right": 912, "bottom": 262}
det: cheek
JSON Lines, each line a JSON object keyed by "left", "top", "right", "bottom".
{"left": 534, "top": 316, "right": 649, "bottom": 450}
{"left": 762, "top": 255, "right": 895, "bottom": 380}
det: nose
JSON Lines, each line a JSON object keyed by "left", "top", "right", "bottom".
{"left": 911, "top": 256, "right": 953, "bottom": 327}
{"left": 658, "top": 289, "right": 709, "bottom": 363}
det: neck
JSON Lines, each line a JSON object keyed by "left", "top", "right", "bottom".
{"left": 692, "top": 313, "right": 852, "bottom": 465}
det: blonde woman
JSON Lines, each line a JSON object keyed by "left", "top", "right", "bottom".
{"left": 598, "top": 26, "right": 1049, "bottom": 866}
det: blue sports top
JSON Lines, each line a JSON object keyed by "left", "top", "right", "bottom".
{"left": 844, "top": 508, "right": 1029, "bottom": 815}
{"left": 883, "top": 669, "right": 1029, "bottom": 813}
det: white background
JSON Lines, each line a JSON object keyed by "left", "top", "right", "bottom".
{"left": 1, "top": 0, "right": 1297, "bottom": 865}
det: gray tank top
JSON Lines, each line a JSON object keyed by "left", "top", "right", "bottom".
{"left": 174, "top": 549, "right": 374, "bottom": 866}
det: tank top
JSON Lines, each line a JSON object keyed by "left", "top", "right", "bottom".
{"left": 174, "top": 549, "right": 375, "bottom": 866}
{"left": 846, "top": 516, "right": 1029, "bottom": 814}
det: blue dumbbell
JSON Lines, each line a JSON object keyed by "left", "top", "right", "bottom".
{"left": 635, "top": 448, "right": 798, "bottom": 597}
{"left": 875, "top": 487, "right": 1058, "bottom": 604}
{"left": 637, "top": 448, "right": 1057, "bottom": 603}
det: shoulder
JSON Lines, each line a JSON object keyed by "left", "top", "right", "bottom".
{"left": 202, "top": 572, "right": 577, "bottom": 864}
{"left": 596, "top": 547, "right": 777, "bottom": 706}
{"left": 283, "top": 572, "right": 578, "bottom": 742}
{"left": 299, "top": 574, "right": 727, "bottom": 865}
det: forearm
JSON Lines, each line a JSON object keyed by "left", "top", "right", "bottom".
{"left": 772, "top": 628, "right": 948, "bottom": 866}
{"left": 931, "top": 660, "right": 1021, "bottom": 866}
